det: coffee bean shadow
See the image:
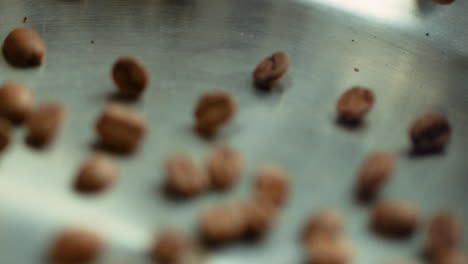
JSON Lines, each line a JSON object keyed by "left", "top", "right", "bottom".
{"left": 251, "top": 77, "right": 291, "bottom": 97}
{"left": 371, "top": 225, "right": 416, "bottom": 241}
{"left": 25, "top": 136, "right": 50, "bottom": 151}
{"left": 353, "top": 188, "right": 378, "bottom": 206}
{"left": 416, "top": 0, "right": 436, "bottom": 15}
{"left": 89, "top": 140, "right": 135, "bottom": 157}
{"left": 106, "top": 91, "right": 140, "bottom": 104}
{"left": 406, "top": 147, "right": 445, "bottom": 159}
{"left": 159, "top": 182, "right": 199, "bottom": 204}
{"left": 189, "top": 124, "right": 242, "bottom": 144}
{"left": 334, "top": 116, "right": 367, "bottom": 131}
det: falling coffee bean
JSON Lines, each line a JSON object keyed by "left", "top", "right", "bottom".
{"left": 199, "top": 204, "right": 246, "bottom": 244}
{"left": 74, "top": 153, "right": 118, "bottom": 194}
{"left": 2, "top": 27, "right": 46, "bottom": 67}
{"left": 253, "top": 51, "right": 289, "bottom": 89}
{"left": 112, "top": 56, "right": 149, "bottom": 99}
{"left": 205, "top": 145, "right": 244, "bottom": 190}
{"left": 150, "top": 229, "right": 188, "bottom": 264}
{"left": 0, "top": 81, "right": 34, "bottom": 123}
{"left": 426, "top": 211, "right": 462, "bottom": 260}
{"left": 25, "top": 103, "right": 65, "bottom": 148}
{"left": 303, "top": 209, "right": 344, "bottom": 244}
{"left": 371, "top": 200, "right": 420, "bottom": 238}
{"left": 409, "top": 112, "right": 451, "bottom": 154}
{"left": 336, "top": 86, "right": 374, "bottom": 123}
{"left": 306, "top": 238, "right": 354, "bottom": 264}
{"left": 193, "top": 90, "right": 236, "bottom": 135}
{"left": 49, "top": 228, "right": 104, "bottom": 264}
{"left": 254, "top": 165, "right": 290, "bottom": 207}
{"left": 95, "top": 103, "right": 146, "bottom": 153}
{"left": 0, "top": 118, "right": 12, "bottom": 152}
{"left": 242, "top": 199, "right": 276, "bottom": 238}
{"left": 165, "top": 153, "right": 209, "bottom": 197}
{"left": 356, "top": 152, "right": 395, "bottom": 199}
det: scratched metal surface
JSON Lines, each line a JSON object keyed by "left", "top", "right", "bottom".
{"left": 0, "top": 0, "right": 468, "bottom": 263}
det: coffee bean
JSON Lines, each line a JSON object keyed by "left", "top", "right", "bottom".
{"left": 306, "top": 239, "right": 353, "bottom": 264}
{"left": 112, "top": 56, "right": 149, "bottom": 99}
{"left": 356, "top": 152, "right": 395, "bottom": 199}
{"left": 95, "top": 103, "right": 146, "bottom": 153}
{"left": 74, "top": 153, "right": 118, "bottom": 194}
{"left": 165, "top": 153, "right": 209, "bottom": 197}
{"left": 370, "top": 200, "right": 420, "bottom": 238}
{"left": 2, "top": 27, "right": 46, "bottom": 67}
{"left": 49, "top": 228, "right": 103, "bottom": 264}
{"left": 253, "top": 51, "right": 289, "bottom": 89}
{"left": 254, "top": 165, "right": 290, "bottom": 207}
{"left": 336, "top": 86, "right": 374, "bottom": 123}
{"left": 205, "top": 145, "right": 244, "bottom": 190}
{"left": 433, "top": 0, "right": 455, "bottom": 4}
{"left": 0, "top": 81, "right": 34, "bottom": 123}
{"left": 150, "top": 230, "right": 188, "bottom": 264}
{"left": 426, "top": 211, "right": 462, "bottom": 260}
{"left": 303, "top": 209, "right": 344, "bottom": 244}
{"left": 199, "top": 204, "right": 246, "bottom": 244}
{"left": 25, "top": 103, "right": 65, "bottom": 148}
{"left": 409, "top": 112, "right": 451, "bottom": 153}
{"left": 0, "top": 118, "right": 12, "bottom": 152}
{"left": 193, "top": 91, "right": 236, "bottom": 135}
{"left": 242, "top": 199, "right": 276, "bottom": 238}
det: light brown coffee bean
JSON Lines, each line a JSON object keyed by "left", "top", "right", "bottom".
{"left": 165, "top": 153, "right": 209, "bottom": 197}
{"left": 254, "top": 165, "right": 290, "bottom": 207}
{"left": 193, "top": 91, "right": 236, "bottom": 135}
{"left": 409, "top": 112, "right": 451, "bottom": 153}
{"left": 426, "top": 211, "right": 462, "bottom": 259}
{"left": 336, "top": 86, "right": 374, "bottom": 123}
{"left": 2, "top": 27, "right": 46, "bottom": 67}
{"left": 306, "top": 239, "right": 353, "bottom": 264}
{"left": 0, "top": 81, "right": 34, "bottom": 123}
{"left": 95, "top": 103, "right": 146, "bottom": 153}
{"left": 0, "top": 118, "right": 11, "bottom": 152}
{"left": 253, "top": 51, "right": 289, "bottom": 89}
{"left": 49, "top": 228, "right": 104, "bottom": 264}
{"left": 25, "top": 103, "right": 65, "bottom": 147}
{"left": 112, "top": 56, "right": 149, "bottom": 99}
{"left": 205, "top": 145, "right": 244, "bottom": 190}
{"left": 150, "top": 230, "right": 188, "bottom": 264}
{"left": 370, "top": 200, "right": 420, "bottom": 238}
{"left": 199, "top": 204, "right": 246, "bottom": 244}
{"left": 74, "top": 154, "right": 118, "bottom": 194}
{"left": 303, "top": 209, "right": 344, "bottom": 244}
{"left": 356, "top": 152, "right": 395, "bottom": 199}
{"left": 242, "top": 199, "right": 276, "bottom": 237}
{"left": 433, "top": 0, "right": 455, "bottom": 4}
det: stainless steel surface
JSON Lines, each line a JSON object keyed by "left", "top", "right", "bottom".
{"left": 1, "top": 0, "right": 468, "bottom": 263}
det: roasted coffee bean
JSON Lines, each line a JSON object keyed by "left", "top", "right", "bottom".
{"left": 303, "top": 209, "right": 344, "bottom": 244}
{"left": 205, "top": 145, "right": 244, "bottom": 190}
{"left": 112, "top": 56, "right": 149, "bottom": 99}
{"left": 0, "top": 81, "right": 34, "bottom": 123}
{"left": 25, "top": 103, "right": 65, "bottom": 147}
{"left": 193, "top": 91, "right": 236, "bottom": 135}
{"left": 336, "top": 86, "right": 374, "bottom": 123}
{"left": 371, "top": 200, "right": 420, "bottom": 238}
{"left": 2, "top": 27, "right": 46, "bottom": 67}
{"left": 74, "top": 154, "right": 118, "bottom": 194}
{"left": 306, "top": 239, "right": 353, "bottom": 264}
{"left": 49, "top": 228, "right": 103, "bottom": 264}
{"left": 426, "top": 211, "right": 462, "bottom": 259}
{"left": 95, "top": 103, "right": 146, "bottom": 153}
{"left": 199, "top": 204, "right": 246, "bottom": 244}
{"left": 150, "top": 230, "right": 188, "bottom": 264}
{"left": 253, "top": 51, "right": 289, "bottom": 89}
{"left": 433, "top": 0, "right": 455, "bottom": 4}
{"left": 0, "top": 118, "right": 11, "bottom": 152}
{"left": 356, "top": 152, "right": 395, "bottom": 199}
{"left": 254, "top": 165, "right": 290, "bottom": 207}
{"left": 242, "top": 199, "right": 276, "bottom": 237}
{"left": 409, "top": 112, "right": 451, "bottom": 153}
{"left": 165, "top": 153, "right": 209, "bottom": 197}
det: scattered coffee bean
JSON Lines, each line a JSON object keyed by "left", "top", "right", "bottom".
{"left": 49, "top": 228, "right": 103, "bottom": 264}
{"left": 0, "top": 118, "right": 11, "bottom": 152}
{"left": 306, "top": 238, "right": 353, "bottom": 264}
{"left": 165, "top": 153, "right": 209, "bottom": 197}
{"left": 356, "top": 152, "right": 395, "bottom": 199}
{"left": 253, "top": 51, "right": 289, "bottom": 89}
{"left": 426, "top": 211, "right": 462, "bottom": 259}
{"left": 25, "top": 103, "right": 65, "bottom": 148}
{"left": 193, "top": 91, "right": 236, "bottom": 135}
{"left": 409, "top": 112, "right": 451, "bottom": 153}
{"left": 95, "top": 103, "right": 146, "bottom": 153}
{"left": 0, "top": 81, "right": 34, "bottom": 123}
{"left": 2, "top": 27, "right": 45, "bottom": 67}
{"left": 150, "top": 229, "right": 188, "bottom": 264}
{"left": 112, "top": 56, "right": 149, "bottom": 99}
{"left": 205, "top": 145, "right": 244, "bottom": 190}
{"left": 199, "top": 204, "right": 246, "bottom": 244}
{"left": 242, "top": 199, "right": 276, "bottom": 238}
{"left": 303, "top": 209, "right": 344, "bottom": 244}
{"left": 74, "top": 153, "right": 118, "bottom": 194}
{"left": 254, "top": 165, "right": 290, "bottom": 207}
{"left": 370, "top": 200, "right": 420, "bottom": 238}
{"left": 433, "top": 0, "right": 455, "bottom": 4}
{"left": 336, "top": 86, "right": 374, "bottom": 123}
